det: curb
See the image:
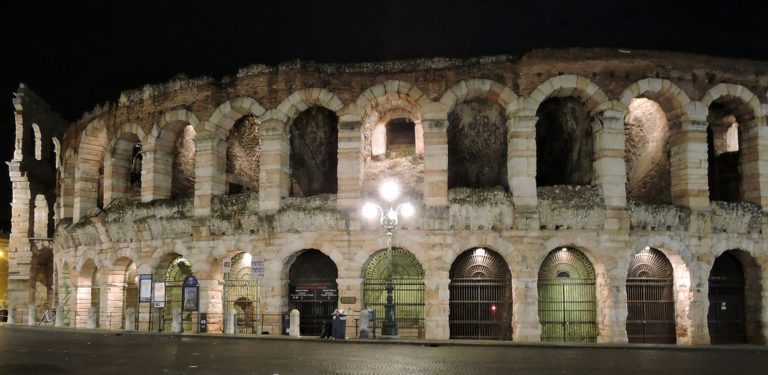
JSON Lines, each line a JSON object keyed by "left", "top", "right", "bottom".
{"left": 3, "top": 323, "right": 767, "bottom": 352}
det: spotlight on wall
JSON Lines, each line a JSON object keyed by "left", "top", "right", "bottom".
{"left": 474, "top": 248, "right": 487, "bottom": 256}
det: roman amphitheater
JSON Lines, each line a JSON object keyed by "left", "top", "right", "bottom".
{"left": 6, "top": 48, "right": 768, "bottom": 345}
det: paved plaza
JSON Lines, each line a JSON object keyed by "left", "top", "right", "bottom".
{"left": 1, "top": 326, "right": 767, "bottom": 374}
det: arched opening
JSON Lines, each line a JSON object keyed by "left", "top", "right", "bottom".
{"left": 108, "top": 132, "right": 143, "bottom": 201}
{"left": 288, "top": 249, "right": 338, "bottom": 336}
{"left": 447, "top": 99, "right": 508, "bottom": 190}
{"left": 57, "top": 262, "right": 73, "bottom": 327}
{"left": 160, "top": 255, "right": 193, "bottom": 332}
{"left": 225, "top": 115, "right": 261, "bottom": 195}
{"left": 363, "top": 248, "right": 425, "bottom": 338}
{"left": 30, "top": 248, "right": 54, "bottom": 321}
{"left": 535, "top": 97, "right": 594, "bottom": 187}
{"left": 224, "top": 252, "right": 260, "bottom": 334}
{"left": 76, "top": 260, "right": 99, "bottom": 328}
{"left": 707, "top": 101, "right": 744, "bottom": 203}
{"left": 289, "top": 107, "right": 338, "bottom": 197}
{"left": 538, "top": 247, "right": 597, "bottom": 342}
{"left": 624, "top": 98, "right": 672, "bottom": 204}
{"left": 626, "top": 247, "right": 676, "bottom": 343}
{"left": 171, "top": 125, "right": 196, "bottom": 199}
{"left": 449, "top": 247, "right": 512, "bottom": 340}
{"left": 74, "top": 121, "right": 106, "bottom": 219}
{"left": 707, "top": 250, "right": 763, "bottom": 344}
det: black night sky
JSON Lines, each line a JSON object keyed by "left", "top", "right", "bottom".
{"left": 2, "top": 0, "right": 767, "bottom": 231}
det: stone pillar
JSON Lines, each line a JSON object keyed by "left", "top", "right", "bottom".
{"left": 124, "top": 308, "right": 136, "bottom": 331}
{"left": 103, "top": 149, "right": 129, "bottom": 204}
{"left": 358, "top": 309, "right": 371, "bottom": 338}
{"left": 87, "top": 306, "right": 97, "bottom": 329}
{"left": 225, "top": 309, "right": 236, "bottom": 335}
{"left": 422, "top": 119, "right": 448, "bottom": 207}
{"left": 7, "top": 306, "right": 15, "bottom": 324}
{"left": 33, "top": 195, "right": 49, "bottom": 238}
{"left": 424, "top": 275, "right": 450, "bottom": 340}
{"left": 102, "top": 279, "right": 123, "bottom": 330}
{"left": 142, "top": 139, "right": 174, "bottom": 202}
{"left": 511, "top": 276, "right": 540, "bottom": 342}
{"left": 55, "top": 303, "right": 65, "bottom": 327}
{"left": 194, "top": 131, "right": 227, "bottom": 216}
{"left": 198, "top": 279, "right": 223, "bottom": 333}
{"left": 336, "top": 120, "right": 363, "bottom": 210}
{"left": 27, "top": 305, "right": 36, "bottom": 326}
{"left": 507, "top": 115, "right": 539, "bottom": 230}
{"left": 171, "top": 307, "right": 182, "bottom": 333}
{"left": 75, "top": 285, "right": 91, "bottom": 328}
{"left": 593, "top": 110, "right": 628, "bottom": 210}
{"left": 8, "top": 161, "right": 34, "bottom": 317}
{"left": 670, "top": 120, "right": 710, "bottom": 209}
{"left": 597, "top": 270, "right": 629, "bottom": 343}
{"left": 73, "top": 160, "right": 101, "bottom": 220}
{"left": 259, "top": 120, "right": 290, "bottom": 213}
{"left": 686, "top": 261, "right": 712, "bottom": 344}
{"left": 759, "top": 260, "right": 768, "bottom": 344}
{"left": 260, "top": 259, "right": 287, "bottom": 334}
{"left": 741, "top": 125, "right": 768, "bottom": 207}
{"left": 289, "top": 309, "right": 300, "bottom": 337}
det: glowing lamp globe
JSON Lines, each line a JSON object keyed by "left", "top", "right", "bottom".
{"left": 362, "top": 202, "right": 379, "bottom": 219}
{"left": 379, "top": 180, "right": 400, "bottom": 202}
{"left": 400, "top": 202, "right": 415, "bottom": 218}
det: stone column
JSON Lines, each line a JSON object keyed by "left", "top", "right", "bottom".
{"left": 8, "top": 160, "right": 33, "bottom": 324}
{"left": 670, "top": 120, "right": 710, "bottom": 209}
{"left": 593, "top": 110, "right": 629, "bottom": 232}
{"left": 102, "top": 279, "right": 123, "bottom": 330}
{"left": 336, "top": 119, "right": 363, "bottom": 210}
{"left": 686, "top": 260, "right": 712, "bottom": 344}
{"left": 507, "top": 115, "right": 539, "bottom": 230}
{"left": 260, "top": 258, "right": 287, "bottom": 334}
{"left": 198, "top": 279, "right": 223, "bottom": 333}
{"left": 259, "top": 120, "right": 290, "bottom": 213}
{"left": 759, "top": 259, "right": 768, "bottom": 344}
{"left": 33, "top": 195, "right": 49, "bottom": 238}
{"left": 424, "top": 273, "right": 450, "bottom": 340}
{"left": 597, "top": 270, "right": 629, "bottom": 343}
{"left": 511, "top": 276, "right": 540, "bottom": 342}
{"left": 103, "top": 147, "right": 129, "bottom": 204}
{"left": 422, "top": 119, "right": 448, "bottom": 207}
{"left": 194, "top": 131, "right": 227, "bottom": 216}
{"left": 142, "top": 136, "right": 175, "bottom": 202}
{"left": 741, "top": 125, "right": 768, "bottom": 207}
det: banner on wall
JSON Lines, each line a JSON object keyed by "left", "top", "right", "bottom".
{"left": 153, "top": 282, "right": 166, "bottom": 308}
{"left": 251, "top": 256, "right": 265, "bottom": 278}
{"left": 139, "top": 274, "right": 152, "bottom": 302}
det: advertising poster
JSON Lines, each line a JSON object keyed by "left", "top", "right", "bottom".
{"left": 139, "top": 274, "right": 152, "bottom": 302}
{"left": 154, "top": 282, "right": 166, "bottom": 308}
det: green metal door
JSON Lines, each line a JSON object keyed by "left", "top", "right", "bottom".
{"left": 538, "top": 248, "right": 597, "bottom": 343}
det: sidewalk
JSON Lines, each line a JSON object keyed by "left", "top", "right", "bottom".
{"left": 2, "top": 323, "right": 766, "bottom": 352}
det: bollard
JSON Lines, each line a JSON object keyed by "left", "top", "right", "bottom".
{"left": 87, "top": 307, "right": 97, "bottom": 329}
{"left": 125, "top": 308, "right": 136, "bottom": 331}
{"left": 55, "top": 304, "right": 65, "bottom": 327}
{"left": 289, "top": 309, "right": 300, "bottom": 337}
{"left": 225, "top": 310, "right": 236, "bottom": 335}
{"left": 358, "top": 309, "right": 370, "bottom": 338}
{"left": 7, "top": 306, "right": 15, "bottom": 324}
{"left": 28, "top": 306, "right": 37, "bottom": 326}
{"left": 171, "top": 308, "right": 182, "bottom": 333}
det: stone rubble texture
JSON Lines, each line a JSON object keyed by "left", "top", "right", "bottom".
{"left": 6, "top": 48, "right": 768, "bottom": 345}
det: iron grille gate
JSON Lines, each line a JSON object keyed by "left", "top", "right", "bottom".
{"left": 538, "top": 279, "right": 597, "bottom": 343}
{"left": 626, "top": 279, "right": 675, "bottom": 343}
{"left": 289, "top": 280, "right": 338, "bottom": 336}
{"left": 224, "top": 279, "right": 260, "bottom": 334}
{"left": 708, "top": 278, "right": 746, "bottom": 343}
{"left": 363, "top": 279, "right": 425, "bottom": 338}
{"left": 449, "top": 278, "right": 512, "bottom": 340}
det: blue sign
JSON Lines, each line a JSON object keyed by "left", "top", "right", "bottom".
{"left": 183, "top": 275, "right": 199, "bottom": 287}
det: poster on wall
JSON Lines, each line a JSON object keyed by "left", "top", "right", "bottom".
{"left": 154, "top": 282, "right": 166, "bottom": 308}
{"left": 139, "top": 274, "right": 152, "bottom": 302}
{"left": 183, "top": 286, "right": 199, "bottom": 312}
{"left": 251, "top": 256, "right": 265, "bottom": 278}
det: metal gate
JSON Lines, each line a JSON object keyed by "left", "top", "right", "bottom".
{"left": 626, "top": 247, "right": 676, "bottom": 343}
{"left": 363, "top": 248, "right": 425, "bottom": 338}
{"left": 538, "top": 248, "right": 597, "bottom": 343}
{"left": 449, "top": 248, "right": 512, "bottom": 340}
{"left": 288, "top": 250, "right": 338, "bottom": 336}
{"left": 161, "top": 256, "right": 193, "bottom": 332}
{"left": 708, "top": 252, "right": 746, "bottom": 344}
{"left": 224, "top": 252, "right": 261, "bottom": 334}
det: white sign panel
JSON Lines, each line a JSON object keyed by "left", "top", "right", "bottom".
{"left": 139, "top": 274, "right": 152, "bottom": 302}
{"left": 153, "top": 282, "right": 166, "bottom": 308}
{"left": 223, "top": 257, "right": 232, "bottom": 274}
{"left": 251, "top": 256, "right": 265, "bottom": 278}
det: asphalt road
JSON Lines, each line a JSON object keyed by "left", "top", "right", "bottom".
{"left": 1, "top": 326, "right": 768, "bottom": 374}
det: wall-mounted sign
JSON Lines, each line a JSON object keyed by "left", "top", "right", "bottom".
{"left": 251, "top": 256, "right": 265, "bottom": 278}
{"left": 222, "top": 257, "right": 232, "bottom": 274}
{"left": 183, "top": 275, "right": 199, "bottom": 287}
{"left": 183, "top": 285, "right": 199, "bottom": 312}
{"left": 139, "top": 274, "right": 152, "bottom": 302}
{"left": 339, "top": 296, "right": 356, "bottom": 304}
{"left": 153, "top": 282, "right": 166, "bottom": 308}
{"left": 290, "top": 284, "right": 338, "bottom": 301}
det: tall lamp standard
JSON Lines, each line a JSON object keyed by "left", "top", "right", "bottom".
{"left": 361, "top": 180, "right": 415, "bottom": 337}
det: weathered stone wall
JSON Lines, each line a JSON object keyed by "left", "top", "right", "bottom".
{"left": 8, "top": 48, "right": 768, "bottom": 345}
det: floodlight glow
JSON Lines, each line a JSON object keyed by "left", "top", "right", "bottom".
{"left": 242, "top": 252, "right": 252, "bottom": 265}
{"left": 362, "top": 202, "right": 379, "bottom": 219}
{"left": 474, "top": 248, "right": 487, "bottom": 256}
{"left": 379, "top": 180, "right": 400, "bottom": 202}
{"left": 561, "top": 247, "right": 568, "bottom": 252}
{"left": 400, "top": 202, "right": 415, "bottom": 218}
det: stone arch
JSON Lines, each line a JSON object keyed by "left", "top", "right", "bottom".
{"left": 288, "top": 106, "right": 339, "bottom": 197}
{"left": 707, "top": 248, "right": 764, "bottom": 344}
{"left": 286, "top": 248, "right": 339, "bottom": 336}
{"left": 76, "top": 258, "right": 100, "bottom": 328}
{"left": 155, "top": 253, "right": 194, "bottom": 331}
{"left": 449, "top": 247, "right": 513, "bottom": 340}
{"left": 526, "top": 75, "right": 611, "bottom": 116}
{"left": 104, "top": 256, "right": 137, "bottom": 330}
{"left": 73, "top": 119, "right": 107, "bottom": 219}
{"left": 619, "top": 79, "right": 692, "bottom": 125}
{"left": 356, "top": 81, "right": 429, "bottom": 196}
{"left": 701, "top": 84, "right": 765, "bottom": 204}
{"left": 273, "top": 88, "right": 344, "bottom": 126}
{"left": 146, "top": 109, "right": 199, "bottom": 200}
{"left": 442, "top": 79, "right": 516, "bottom": 191}
{"left": 104, "top": 124, "right": 147, "bottom": 203}
{"left": 625, "top": 246, "right": 677, "bottom": 343}
{"left": 203, "top": 97, "right": 266, "bottom": 136}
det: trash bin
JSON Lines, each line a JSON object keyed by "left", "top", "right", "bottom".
{"left": 282, "top": 314, "right": 290, "bottom": 335}
{"left": 199, "top": 313, "right": 207, "bottom": 333}
{"left": 332, "top": 314, "right": 347, "bottom": 339}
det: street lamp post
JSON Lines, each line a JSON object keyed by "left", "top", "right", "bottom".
{"left": 362, "top": 180, "right": 415, "bottom": 337}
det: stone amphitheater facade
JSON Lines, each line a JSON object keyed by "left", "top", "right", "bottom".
{"left": 7, "top": 48, "right": 768, "bottom": 344}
